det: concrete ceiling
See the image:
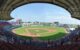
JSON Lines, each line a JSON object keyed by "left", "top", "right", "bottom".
{"left": 0, "top": 0, "right": 80, "bottom": 20}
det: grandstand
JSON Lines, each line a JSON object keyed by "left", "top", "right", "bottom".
{"left": 0, "top": 0, "right": 80, "bottom": 50}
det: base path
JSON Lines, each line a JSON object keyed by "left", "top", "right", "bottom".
{"left": 24, "top": 28, "right": 56, "bottom": 37}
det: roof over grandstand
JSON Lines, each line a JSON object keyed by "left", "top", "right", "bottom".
{"left": 0, "top": 0, "right": 80, "bottom": 20}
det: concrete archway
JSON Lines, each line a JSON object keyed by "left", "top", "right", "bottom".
{"left": 0, "top": 0, "right": 80, "bottom": 20}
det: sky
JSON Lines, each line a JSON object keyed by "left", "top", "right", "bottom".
{"left": 10, "top": 3, "right": 80, "bottom": 25}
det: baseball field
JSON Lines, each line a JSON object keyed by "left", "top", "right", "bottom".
{"left": 12, "top": 25, "right": 68, "bottom": 40}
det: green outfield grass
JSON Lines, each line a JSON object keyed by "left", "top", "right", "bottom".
{"left": 13, "top": 25, "right": 68, "bottom": 40}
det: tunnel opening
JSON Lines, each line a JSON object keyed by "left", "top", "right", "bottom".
{"left": 6, "top": 3, "right": 80, "bottom": 41}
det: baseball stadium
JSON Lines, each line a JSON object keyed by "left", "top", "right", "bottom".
{"left": 0, "top": 0, "right": 80, "bottom": 50}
